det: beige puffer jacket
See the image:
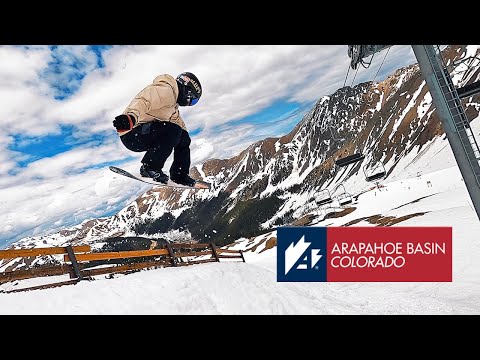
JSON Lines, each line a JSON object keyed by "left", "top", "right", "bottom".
{"left": 118, "top": 74, "right": 187, "bottom": 136}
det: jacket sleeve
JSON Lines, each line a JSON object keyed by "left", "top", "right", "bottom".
{"left": 123, "top": 96, "right": 149, "bottom": 120}
{"left": 122, "top": 84, "right": 171, "bottom": 120}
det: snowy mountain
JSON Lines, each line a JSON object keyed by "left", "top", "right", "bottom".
{"left": 2, "top": 165, "right": 480, "bottom": 313}
{"left": 7, "top": 44, "right": 480, "bottom": 255}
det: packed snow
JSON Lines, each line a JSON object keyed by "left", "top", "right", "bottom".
{"left": 1, "top": 156, "right": 479, "bottom": 314}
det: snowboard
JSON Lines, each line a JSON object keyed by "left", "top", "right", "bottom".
{"left": 109, "top": 166, "right": 211, "bottom": 190}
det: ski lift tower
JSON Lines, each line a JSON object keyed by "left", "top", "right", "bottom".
{"left": 348, "top": 45, "right": 480, "bottom": 221}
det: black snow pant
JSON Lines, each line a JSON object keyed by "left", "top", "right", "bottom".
{"left": 120, "top": 121, "right": 191, "bottom": 178}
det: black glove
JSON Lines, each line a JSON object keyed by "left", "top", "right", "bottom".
{"left": 113, "top": 114, "right": 137, "bottom": 132}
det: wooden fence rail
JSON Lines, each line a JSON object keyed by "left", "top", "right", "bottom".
{"left": 0, "top": 245, "right": 91, "bottom": 259}
{"left": 63, "top": 248, "right": 169, "bottom": 262}
{"left": 0, "top": 242, "right": 245, "bottom": 293}
{"left": 170, "top": 243, "right": 212, "bottom": 249}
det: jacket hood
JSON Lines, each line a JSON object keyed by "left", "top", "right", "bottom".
{"left": 153, "top": 74, "right": 178, "bottom": 98}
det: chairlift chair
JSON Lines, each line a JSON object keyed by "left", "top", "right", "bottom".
{"left": 332, "top": 183, "right": 353, "bottom": 206}
{"left": 335, "top": 152, "right": 365, "bottom": 167}
{"left": 315, "top": 189, "right": 333, "bottom": 206}
{"left": 363, "top": 161, "right": 387, "bottom": 182}
{"left": 331, "top": 183, "right": 346, "bottom": 196}
{"left": 337, "top": 193, "right": 353, "bottom": 206}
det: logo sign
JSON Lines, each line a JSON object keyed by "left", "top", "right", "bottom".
{"left": 277, "top": 227, "right": 327, "bottom": 282}
{"left": 277, "top": 227, "right": 452, "bottom": 282}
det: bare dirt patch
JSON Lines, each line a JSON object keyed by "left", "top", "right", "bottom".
{"left": 343, "top": 212, "right": 427, "bottom": 226}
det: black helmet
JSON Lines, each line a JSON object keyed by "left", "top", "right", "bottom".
{"left": 176, "top": 72, "right": 202, "bottom": 106}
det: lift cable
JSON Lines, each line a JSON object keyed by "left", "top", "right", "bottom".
{"left": 334, "top": 47, "right": 391, "bottom": 159}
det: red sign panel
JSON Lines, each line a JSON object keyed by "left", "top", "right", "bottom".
{"left": 326, "top": 227, "right": 452, "bottom": 282}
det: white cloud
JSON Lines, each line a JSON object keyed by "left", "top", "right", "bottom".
{"left": 0, "top": 165, "right": 148, "bottom": 242}
{"left": 191, "top": 137, "right": 216, "bottom": 164}
{"left": 0, "top": 44, "right": 422, "bottom": 245}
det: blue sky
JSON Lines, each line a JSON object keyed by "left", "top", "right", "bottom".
{"left": 42, "top": 45, "right": 112, "bottom": 99}
{"left": 0, "top": 45, "right": 418, "bottom": 248}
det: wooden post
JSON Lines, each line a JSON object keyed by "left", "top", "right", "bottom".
{"left": 239, "top": 250, "right": 246, "bottom": 263}
{"left": 210, "top": 243, "right": 220, "bottom": 262}
{"left": 66, "top": 245, "right": 83, "bottom": 280}
{"left": 165, "top": 243, "right": 177, "bottom": 267}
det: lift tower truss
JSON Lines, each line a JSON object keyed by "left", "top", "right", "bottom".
{"left": 348, "top": 45, "right": 480, "bottom": 221}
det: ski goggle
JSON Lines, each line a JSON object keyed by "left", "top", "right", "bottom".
{"left": 186, "top": 89, "right": 200, "bottom": 106}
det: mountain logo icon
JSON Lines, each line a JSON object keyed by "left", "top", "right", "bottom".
{"left": 285, "top": 235, "right": 323, "bottom": 275}
{"left": 277, "top": 227, "right": 327, "bottom": 282}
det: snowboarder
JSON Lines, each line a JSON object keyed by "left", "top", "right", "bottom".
{"left": 113, "top": 72, "right": 202, "bottom": 186}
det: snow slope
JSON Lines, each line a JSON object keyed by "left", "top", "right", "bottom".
{"left": 1, "top": 162, "right": 479, "bottom": 314}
